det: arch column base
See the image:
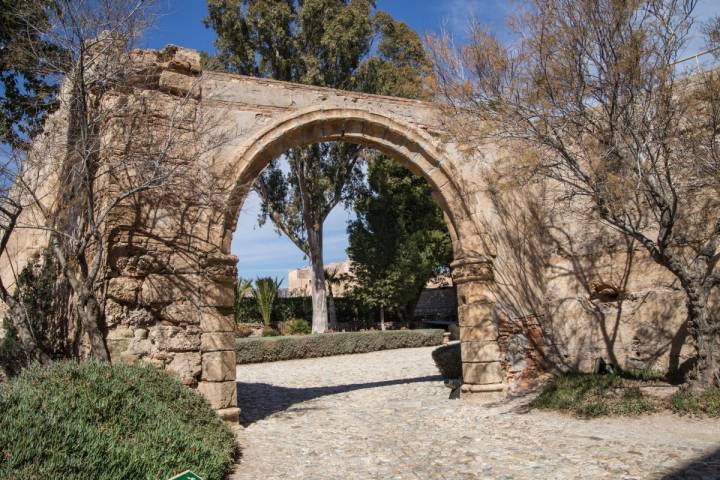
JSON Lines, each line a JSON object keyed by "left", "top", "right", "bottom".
{"left": 460, "top": 383, "right": 507, "bottom": 402}
{"left": 452, "top": 256, "right": 508, "bottom": 403}
{"left": 216, "top": 407, "right": 241, "bottom": 423}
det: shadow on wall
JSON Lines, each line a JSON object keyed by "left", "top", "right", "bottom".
{"left": 476, "top": 167, "right": 702, "bottom": 385}
{"left": 236, "top": 375, "right": 443, "bottom": 426}
{"left": 660, "top": 447, "right": 720, "bottom": 479}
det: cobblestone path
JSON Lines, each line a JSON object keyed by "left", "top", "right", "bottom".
{"left": 231, "top": 346, "right": 720, "bottom": 480}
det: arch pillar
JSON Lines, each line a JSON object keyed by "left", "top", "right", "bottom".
{"left": 451, "top": 255, "right": 507, "bottom": 400}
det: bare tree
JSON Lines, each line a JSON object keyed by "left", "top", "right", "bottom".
{"left": 1, "top": 0, "right": 225, "bottom": 363}
{"left": 429, "top": 0, "right": 720, "bottom": 388}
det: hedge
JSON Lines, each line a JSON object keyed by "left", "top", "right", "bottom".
{"left": 236, "top": 329, "right": 444, "bottom": 363}
{"left": 235, "top": 296, "right": 402, "bottom": 327}
{"left": 0, "top": 360, "right": 235, "bottom": 479}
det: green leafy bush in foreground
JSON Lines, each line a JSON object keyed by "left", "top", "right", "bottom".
{"left": 432, "top": 342, "right": 462, "bottom": 379}
{"left": 236, "top": 329, "right": 444, "bottom": 364}
{"left": 0, "top": 361, "right": 235, "bottom": 479}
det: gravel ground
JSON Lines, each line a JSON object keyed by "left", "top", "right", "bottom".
{"left": 230, "top": 346, "right": 720, "bottom": 480}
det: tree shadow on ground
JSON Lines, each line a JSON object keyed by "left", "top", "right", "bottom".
{"left": 661, "top": 447, "right": 720, "bottom": 479}
{"left": 236, "top": 375, "right": 443, "bottom": 426}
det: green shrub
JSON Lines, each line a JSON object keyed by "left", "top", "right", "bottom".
{"left": 262, "top": 327, "right": 280, "bottom": 337}
{"left": 670, "top": 388, "right": 720, "bottom": 417}
{"left": 431, "top": 342, "right": 462, "bottom": 379}
{"left": 235, "top": 323, "right": 256, "bottom": 338}
{"left": 282, "top": 318, "right": 311, "bottom": 335}
{"left": 0, "top": 360, "right": 235, "bottom": 479}
{"left": 530, "top": 373, "right": 659, "bottom": 417}
{"left": 236, "top": 329, "right": 444, "bottom": 363}
{"left": 0, "top": 252, "right": 69, "bottom": 377}
{"left": 234, "top": 295, "right": 401, "bottom": 328}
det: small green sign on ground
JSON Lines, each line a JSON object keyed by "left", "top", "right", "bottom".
{"left": 168, "top": 470, "right": 203, "bottom": 480}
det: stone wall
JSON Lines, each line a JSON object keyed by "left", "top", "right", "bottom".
{"left": 0, "top": 43, "right": 699, "bottom": 412}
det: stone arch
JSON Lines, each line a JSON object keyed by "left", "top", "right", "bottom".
{"left": 216, "top": 106, "right": 506, "bottom": 411}
{"left": 220, "top": 107, "right": 473, "bottom": 258}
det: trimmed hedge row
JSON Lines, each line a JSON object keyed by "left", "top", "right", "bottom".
{"left": 236, "top": 329, "right": 444, "bottom": 364}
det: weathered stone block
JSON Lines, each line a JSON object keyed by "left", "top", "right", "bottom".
{"left": 199, "top": 309, "right": 235, "bottom": 332}
{"left": 149, "top": 325, "right": 200, "bottom": 352}
{"left": 107, "top": 326, "right": 134, "bottom": 340}
{"left": 124, "top": 308, "right": 155, "bottom": 327}
{"left": 456, "top": 281, "right": 495, "bottom": 305}
{"left": 461, "top": 341, "right": 501, "bottom": 363}
{"left": 169, "top": 48, "right": 201, "bottom": 74}
{"left": 107, "top": 277, "right": 142, "bottom": 304}
{"left": 202, "top": 351, "right": 236, "bottom": 381}
{"left": 160, "top": 302, "right": 201, "bottom": 324}
{"left": 141, "top": 274, "right": 234, "bottom": 308}
{"left": 201, "top": 332, "right": 235, "bottom": 352}
{"left": 463, "top": 361, "right": 505, "bottom": 385}
{"left": 216, "top": 407, "right": 240, "bottom": 423}
{"left": 129, "top": 337, "right": 153, "bottom": 356}
{"left": 159, "top": 70, "right": 200, "bottom": 99}
{"left": 460, "top": 322, "right": 498, "bottom": 342}
{"left": 197, "top": 381, "right": 237, "bottom": 409}
{"left": 458, "top": 303, "right": 494, "bottom": 327}
{"left": 166, "top": 352, "right": 201, "bottom": 386}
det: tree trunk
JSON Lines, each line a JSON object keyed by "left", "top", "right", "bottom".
{"left": 380, "top": 306, "right": 386, "bottom": 331}
{"left": 7, "top": 302, "right": 50, "bottom": 365}
{"left": 686, "top": 283, "right": 720, "bottom": 389}
{"left": 327, "top": 290, "right": 338, "bottom": 331}
{"left": 308, "top": 227, "right": 329, "bottom": 334}
{"left": 76, "top": 288, "right": 110, "bottom": 361}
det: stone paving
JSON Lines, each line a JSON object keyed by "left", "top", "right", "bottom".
{"left": 231, "top": 346, "right": 720, "bottom": 480}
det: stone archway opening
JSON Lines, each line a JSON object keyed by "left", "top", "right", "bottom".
{"left": 217, "top": 108, "right": 506, "bottom": 416}
{"left": 230, "top": 139, "right": 459, "bottom": 332}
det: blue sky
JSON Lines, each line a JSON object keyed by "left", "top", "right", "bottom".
{"left": 140, "top": 0, "right": 720, "bottom": 285}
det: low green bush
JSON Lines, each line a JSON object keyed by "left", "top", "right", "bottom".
{"left": 282, "top": 318, "right": 311, "bottom": 335}
{"left": 670, "top": 387, "right": 720, "bottom": 416}
{"left": 0, "top": 360, "right": 235, "bottom": 479}
{"left": 431, "top": 342, "right": 462, "bottom": 379}
{"left": 530, "top": 373, "right": 660, "bottom": 417}
{"left": 262, "top": 327, "right": 280, "bottom": 337}
{"left": 236, "top": 329, "right": 444, "bottom": 363}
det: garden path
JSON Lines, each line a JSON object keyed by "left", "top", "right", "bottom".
{"left": 231, "top": 346, "right": 720, "bottom": 479}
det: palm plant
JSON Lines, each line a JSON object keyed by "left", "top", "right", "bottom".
{"left": 234, "top": 277, "right": 254, "bottom": 323}
{"left": 253, "top": 277, "right": 282, "bottom": 328}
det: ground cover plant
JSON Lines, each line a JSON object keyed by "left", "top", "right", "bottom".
{"left": 0, "top": 360, "right": 236, "bottom": 479}
{"left": 236, "top": 329, "right": 444, "bottom": 363}
{"left": 531, "top": 372, "right": 720, "bottom": 418}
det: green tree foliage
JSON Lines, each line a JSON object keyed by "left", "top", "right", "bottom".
{"left": 0, "top": 0, "right": 63, "bottom": 149}
{"left": 0, "top": 252, "right": 69, "bottom": 377}
{"left": 348, "top": 156, "right": 453, "bottom": 321}
{"left": 205, "top": 0, "right": 428, "bottom": 333}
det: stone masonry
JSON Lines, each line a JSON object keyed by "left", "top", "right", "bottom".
{"left": 0, "top": 44, "right": 697, "bottom": 418}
